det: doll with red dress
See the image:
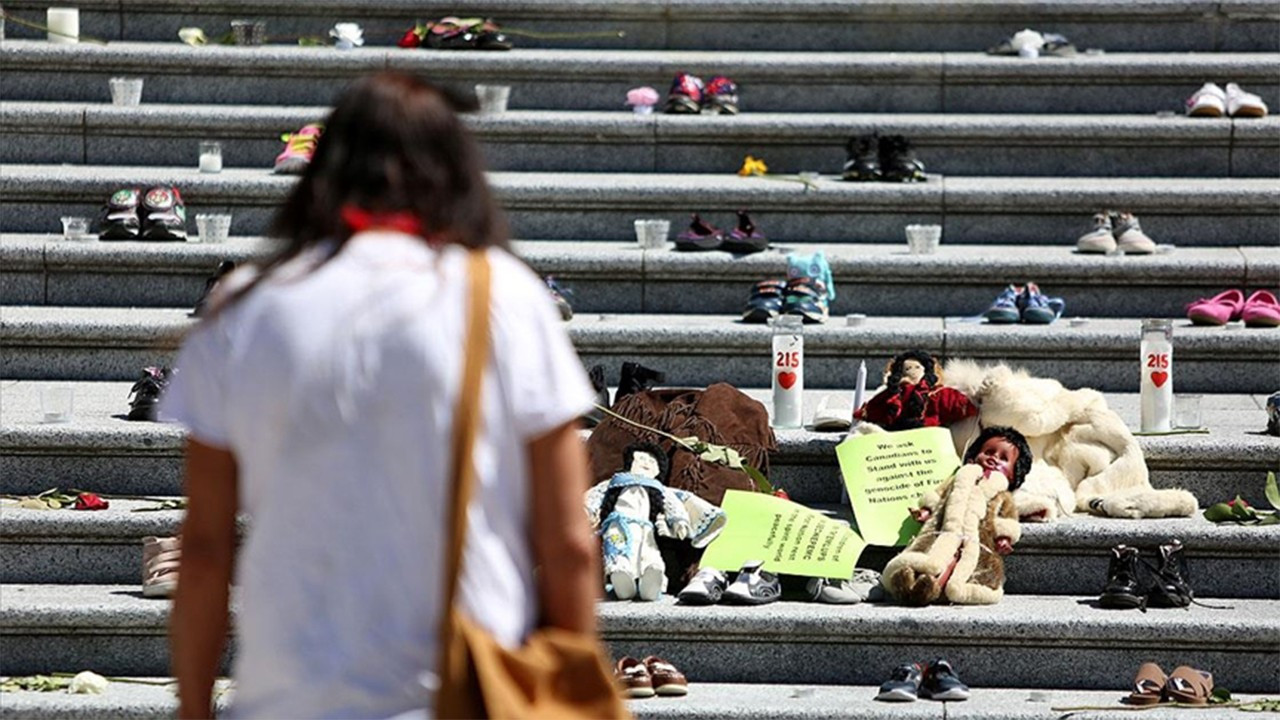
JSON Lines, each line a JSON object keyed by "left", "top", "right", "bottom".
{"left": 854, "top": 350, "right": 977, "bottom": 431}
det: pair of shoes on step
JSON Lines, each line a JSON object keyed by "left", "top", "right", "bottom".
{"left": 582, "top": 361, "right": 666, "bottom": 427}
{"left": 1187, "top": 289, "right": 1280, "bottom": 328}
{"left": 98, "top": 186, "right": 187, "bottom": 241}
{"left": 1076, "top": 211, "right": 1157, "bottom": 254}
{"left": 397, "top": 17, "right": 512, "bottom": 50}
{"left": 615, "top": 656, "right": 688, "bottom": 698}
{"left": 1185, "top": 82, "right": 1268, "bottom": 118}
{"left": 876, "top": 659, "right": 970, "bottom": 703}
{"left": 1126, "top": 663, "right": 1216, "bottom": 706}
{"left": 664, "top": 73, "right": 739, "bottom": 115}
{"left": 805, "top": 569, "right": 884, "bottom": 605}
{"left": 676, "top": 561, "right": 781, "bottom": 606}
{"left": 675, "top": 211, "right": 767, "bottom": 253}
{"left": 1099, "top": 539, "right": 1217, "bottom": 611}
{"left": 842, "top": 133, "right": 926, "bottom": 183}
{"left": 983, "top": 283, "right": 1065, "bottom": 324}
{"left": 741, "top": 251, "right": 835, "bottom": 324}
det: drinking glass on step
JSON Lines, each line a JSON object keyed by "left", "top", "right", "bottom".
{"left": 40, "top": 385, "right": 74, "bottom": 423}
{"left": 109, "top": 77, "right": 144, "bottom": 106}
{"left": 475, "top": 85, "right": 511, "bottom": 114}
{"left": 1175, "top": 394, "right": 1202, "bottom": 430}
{"left": 633, "top": 219, "right": 670, "bottom": 249}
{"left": 60, "top": 216, "right": 90, "bottom": 241}
{"left": 195, "top": 214, "right": 232, "bottom": 244}
{"left": 905, "top": 224, "right": 942, "bottom": 254}
{"left": 231, "top": 20, "right": 266, "bottom": 46}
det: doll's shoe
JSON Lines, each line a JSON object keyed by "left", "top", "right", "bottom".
{"left": 741, "top": 280, "right": 786, "bottom": 324}
{"left": 674, "top": 213, "right": 724, "bottom": 251}
{"left": 642, "top": 656, "right": 689, "bottom": 696}
{"left": 876, "top": 663, "right": 923, "bottom": 702}
{"left": 1076, "top": 212, "right": 1117, "bottom": 253}
{"left": 1017, "top": 283, "right": 1065, "bottom": 324}
{"left": 1112, "top": 212, "right": 1156, "bottom": 254}
{"left": 920, "top": 659, "right": 969, "bottom": 701}
{"left": 677, "top": 567, "right": 728, "bottom": 605}
{"left": 1099, "top": 544, "right": 1145, "bottom": 609}
{"left": 722, "top": 560, "right": 781, "bottom": 605}
{"left": 614, "top": 657, "right": 656, "bottom": 698}
{"left": 721, "top": 210, "right": 767, "bottom": 254}
{"left": 1186, "top": 289, "right": 1244, "bottom": 326}
{"left": 1241, "top": 290, "right": 1280, "bottom": 328}
{"left": 983, "top": 284, "right": 1023, "bottom": 324}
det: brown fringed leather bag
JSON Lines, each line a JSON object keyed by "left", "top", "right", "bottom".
{"left": 436, "top": 251, "right": 629, "bottom": 720}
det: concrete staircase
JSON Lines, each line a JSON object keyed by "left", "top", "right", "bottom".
{"left": 2, "top": 0, "right": 1279, "bottom": 716}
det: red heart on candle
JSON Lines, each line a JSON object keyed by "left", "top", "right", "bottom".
{"left": 1151, "top": 371, "right": 1168, "bottom": 388}
{"left": 778, "top": 371, "right": 797, "bottom": 389}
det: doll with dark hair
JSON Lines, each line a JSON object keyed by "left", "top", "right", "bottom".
{"left": 583, "top": 442, "right": 726, "bottom": 601}
{"left": 882, "top": 426, "right": 1031, "bottom": 606}
{"left": 855, "top": 350, "right": 977, "bottom": 431}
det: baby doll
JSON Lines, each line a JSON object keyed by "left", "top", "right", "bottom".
{"left": 583, "top": 443, "right": 726, "bottom": 601}
{"left": 882, "top": 426, "right": 1032, "bottom": 606}
{"left": 855, "top": 350, "right": 977, "bottom": 431}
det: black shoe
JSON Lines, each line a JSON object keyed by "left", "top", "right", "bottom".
{"left": 1145, "top": 540, "right": 1193, "bottom": 608}
{"left": 190, "top": 260, "right": 237, "bottom": 318}
{"left": 1099, "top": 544, "right": 1146, "bottom": 609}
{"left": 919, "top": 659, "right": 970, "bottom": 701}
{"left": 98, "top": 188, "right": 142, "bottom": 240}
{"left": 878, "top": 134, "right": 927, "bottom": 183}
{"left": 582, "top": 365, "right": 610, "bottom": 428}
{"left": 617, "top": 361, "right": 664, "bottom": 401}
{"left": 876, "top": 663, "right": 923, "bottom": 702}
{"left": 139, "top": 186, "right": 187, "bottom": 240}
{"left": 841, "top": 134, "right": 881, "bottom": 181}
{"left": 127, "top": 367, "right": 173, "bottom": 422}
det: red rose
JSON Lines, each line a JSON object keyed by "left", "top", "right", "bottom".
{"left": 1228, "top": 498, "right": 1252, "bottom": 508}
{"left": 772, "top": 488, "right": 790, "bottom": 501}
{"left": 74, "top": 492, "right": 109, "bottom": 511}
{"left": 396, "top": 29, "right": 421, "bottom": 48}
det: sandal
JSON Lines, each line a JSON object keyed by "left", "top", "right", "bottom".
{"left": 721, "top": 210, "right": 768, "bottom": 254}
{"left": 674, "top": 213, "right": 724, "bottom": 251}
{"left": 1126, "top": 662, "right": 1167, "bottom": 706}
{"left": 1166, "top": 666, "right": 1213, "bottom": 705}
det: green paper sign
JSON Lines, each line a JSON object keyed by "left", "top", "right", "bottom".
{"left": 836, "top": 427, "right": 961, "bottom": 547}
{"left": 700, "top": 490, "right": 864, "bottom": 579}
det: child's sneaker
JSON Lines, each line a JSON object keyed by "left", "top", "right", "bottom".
{"left": 190, "top": 260, "right": 238, "bottom": 318}
{"left": 1018, "top": 283, "right": 1066, "bottom": 324}
{"left": 1075, "top": 211, "right": 1117, "bottom": 253}
{"left": 702, "top": 75, "right": 740, "bottom": 115}
{"left": 664, "top": 73, "right": 704, "bottom": 114}
{"left": 784, "top": 277, "right": 830, "bottom": 324}
{"left": 920, "top": 659, "right": 970, "bottom": 701}
{"left": 274, "top": 123, "right": 323, "bottom": 175}
{"left": 879, "top": 135, "right": 926, "bottom": 182}
{"left": 741, "top": 279, "right": 787, "bottom": 324}
{"left": 674, "top": 213, "right": 724, "bottom": 251}
{"left": 127, "top": 366, "right": 173, "bottom": 421}
{"left": 876, "top": 663, "right": 923, "bottom": 702}
{"left": 721, "top": 209, "right": 767, "bottom": 254}
{"left": 1226, "top": 82, "right": 1268, "bottom": 118}
{"left": 1112, "top": 212, "right": 1156, "bottom": 254}
{"left": 984, "top": 284, "right": 1022, "bottom": 324}
{"left": 98, "top": 188, "right": 142, "bottom": 240}
{"left": 1185, "top": 82, "right": 1227, "bottom": 117}
{"left": 842, "top": 134, "right": 881, "bottom": 182}
{"left": 139, "top": 186, "right": 187, "bottom": 240}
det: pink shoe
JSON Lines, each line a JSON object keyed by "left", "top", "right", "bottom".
{"left": 1186, "top": 289, "right": 1244, "bottom": 326}
{"left": 273, "top": 123, "right": 323, "bottom": 175}
{"left": 1241, "top": 290, "right": 1280, "bottom": 328}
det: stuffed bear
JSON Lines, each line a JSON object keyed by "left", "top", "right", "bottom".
{"left": 882, "top": 426, "right": 1032, "bottom": 606}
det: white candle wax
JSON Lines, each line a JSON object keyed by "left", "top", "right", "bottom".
{"left": 853, "top": 360, "right": 867, "bottom": 417}
{"left": 771, "top": 331, "right": 803, "bottom": 429}
{"left": 47, "top": 8, "right": 79, "bottom": 44}
{"left": 199, "top": 153, "right": 222, "bottom": 173}
{"left": 1140, "top": 335, "right": 1173, "bottom": 432}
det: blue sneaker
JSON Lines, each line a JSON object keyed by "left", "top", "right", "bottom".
{"left": 1018, "top": 283, "right": 1066, "bottom": 324}
{"left": 983, "top": 284, "right": 1022, "bottom": 324}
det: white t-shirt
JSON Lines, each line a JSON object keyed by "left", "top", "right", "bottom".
{"left": 161, "top": 231, "right": 594, "bottom": 719}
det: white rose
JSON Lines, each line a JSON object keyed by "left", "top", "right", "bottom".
{"left": 68, "top": 671, "right": 109, "bottom": 695}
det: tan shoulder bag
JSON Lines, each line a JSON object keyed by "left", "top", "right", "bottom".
{"left": 436, "top": 250, "right": 630, "bottom": 719}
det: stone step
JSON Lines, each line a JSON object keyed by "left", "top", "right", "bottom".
{"left": 3, "top": 0, "right": 1278, "bottom": 51}
{"left": 4, "top": 307, "right": 1279, "bottom": 391}
{"left": 3, "top": 381, "right": 1276, "bottom": 508}
{"left": 1, "top": 681, "right": 1276, "bottom": 720}
{"left": 4, "top": 235, "right": 1278, "bottom": 319}
{"left": 3, "top": 166, "right": 1279, "bottom": 245}
{"left": 3, "top": 42, "right": 1279, "bottom": 114}
{"left": 2, "top": 586, "right": 1276, "bottom": 690}
{"left": 4, "top": 493, "right": 1276, "bottom": 598}
{"left": 5, "top": 102, "right": 1280, "bottom": 178}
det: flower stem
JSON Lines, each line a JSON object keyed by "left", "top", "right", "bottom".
{"left": 0, "top": 12, "right": 109, "bottom": 45}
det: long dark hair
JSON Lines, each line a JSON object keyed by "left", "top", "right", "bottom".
{"left": 217, "top": 72, "right": 507, "bottom": 311}
{"left": 885, "top": 350, "right": 940, "bottom": 387}
{"left": 963, "top": 425, "right": 1033, "bottom": 491}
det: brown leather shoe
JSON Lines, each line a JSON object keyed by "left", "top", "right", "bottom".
{"left": 643, "top": 655, "right": 688, "bottom": 696}
{"left": 615, "top": 656, "right": 655, "bottom": 698}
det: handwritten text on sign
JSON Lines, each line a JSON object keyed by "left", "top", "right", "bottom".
{"left": 700, "top": 490, "right": 864, "bottom": 579}
{"left": 836, "top": 427, "right": 960, "bottom": 547}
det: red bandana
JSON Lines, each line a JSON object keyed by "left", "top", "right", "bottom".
{"left": 340, "top": 205, "right": 424, "bottom": 238}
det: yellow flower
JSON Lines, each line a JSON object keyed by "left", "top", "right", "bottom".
{"left": 738, "top": 155, "right": 768, "bottom": 177}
